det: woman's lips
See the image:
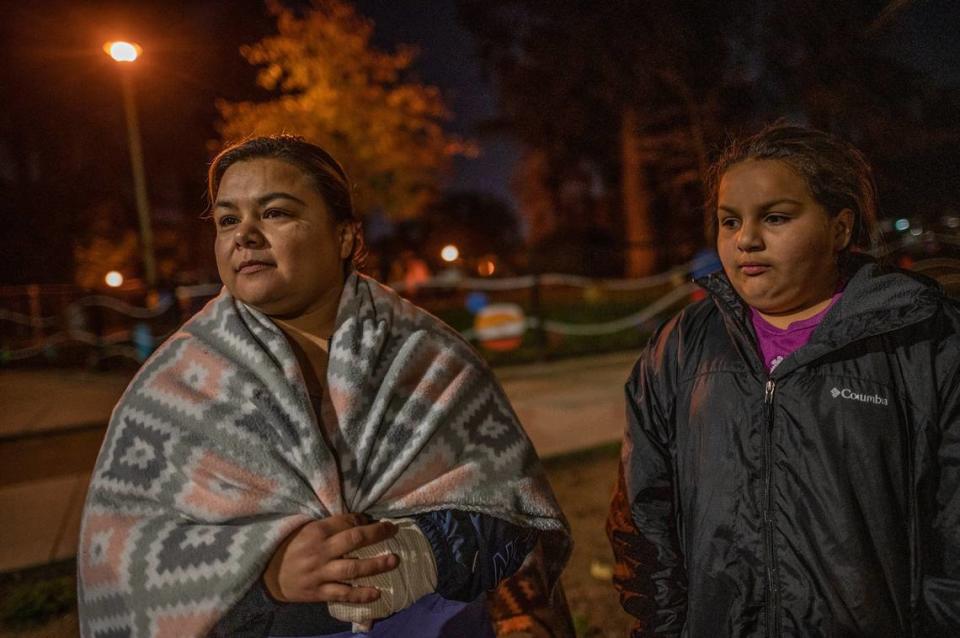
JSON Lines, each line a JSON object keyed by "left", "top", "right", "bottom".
{"left": 739, "top": 264, "right": 770, "bottom": 276}
{"left": 237, "top": 261, "right": 274, "bottom": 274}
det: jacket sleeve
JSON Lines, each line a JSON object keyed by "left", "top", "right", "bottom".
{"left": 922, "top": 325, "right": 960, "bottom": 632}
{"left": 207, "top": 578, "right": 279, "bottom": 638}
{"left": 415, "top": 509, "right": 538, "bottom": 602}
{"left": 607, "top": 330, "right": 687, "bottom": 637}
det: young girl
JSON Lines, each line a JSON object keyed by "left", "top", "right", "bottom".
{"left": 607, "top": 124, "right": 960, "bottom": 636}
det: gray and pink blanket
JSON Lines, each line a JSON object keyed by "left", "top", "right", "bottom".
{"left": 78, "top": 272, "right": 570, "bottom": 637}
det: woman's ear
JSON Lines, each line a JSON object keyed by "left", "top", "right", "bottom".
{"left": 833, "top": 208, "right": 854, "bottom": 251}
{"left": 338, "top": 222, "right": 357, "bottom": 260}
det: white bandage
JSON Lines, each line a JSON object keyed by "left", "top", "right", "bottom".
{"left": 327, "top": 518, "right": 438, "bottom": 632}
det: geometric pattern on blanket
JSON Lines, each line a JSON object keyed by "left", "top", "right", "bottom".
{"left": 78, "top": 272, "right": 570, "bottom": 637}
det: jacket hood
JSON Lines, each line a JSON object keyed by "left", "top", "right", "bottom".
{"left": 695, "top": 253, "right": 944, "bottom": 376}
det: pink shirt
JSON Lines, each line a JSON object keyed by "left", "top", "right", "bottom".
{"left": 750, "top": 292, "right": 842, "bottom": 372}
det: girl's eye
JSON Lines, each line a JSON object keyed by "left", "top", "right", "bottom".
{"left": 217, "top": 215, "right": 239, "bottom": 228}
{"left": 765, "top": 214, "right": 789, "bottom": 225}
{"left": 719, "top": 217, "right": 740, "bottom": 230}
{"left": 263, "top": 208, "right": 289, "bottom": 219}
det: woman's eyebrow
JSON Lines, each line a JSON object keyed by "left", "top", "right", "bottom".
{"left": 213, "top": 192, "right": 308, "bottom": 210}
{"left": 256, "top": 192, "right": 307, "bottom": 207}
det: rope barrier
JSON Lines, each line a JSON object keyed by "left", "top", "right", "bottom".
{"left": 386, "top": 265, "right": 687, "bottom": 294}
{"left": 4, "top": 239, "right": 958, "bottom": 363}
{"left": 540, "top": 283, "right": 696, "bottom": 335}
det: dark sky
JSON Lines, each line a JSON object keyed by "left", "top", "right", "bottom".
{"left": 1, "top": 0, "right": 957, "bottom": 285}
{"left": 0, "top": 0, "right": 515, "bottom": 283}
{"left": 0, "top": 0, "right": 516, "bottom": 210}
{"left": 880, "top": 0, "right": 960, "bottom": 87}
{"left": 3, "top": 0, "right": 957, "bottom": 201}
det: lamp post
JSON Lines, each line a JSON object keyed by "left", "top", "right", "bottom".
{"left": 104, "top": 40, "right": 156, "bottom": 288}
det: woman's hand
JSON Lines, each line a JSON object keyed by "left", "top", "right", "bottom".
{"left": 263, "top": 514, "right": 399, "bottom": 603}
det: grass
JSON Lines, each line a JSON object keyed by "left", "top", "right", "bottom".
{"left": 0, "top": 567, "right": 75, "bottom": 630}
{"left": 425, "top": 284, "right": 685, "bottom": 366}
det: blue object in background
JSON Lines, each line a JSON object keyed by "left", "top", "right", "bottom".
{"left": 691, "top": 248, "right": 722, "bottom": 279}
{"left": 132, "top": 322, "right": 154, "bottom": 362}
{"left": 465, "top": 291, "right": 490, "bottom": 315}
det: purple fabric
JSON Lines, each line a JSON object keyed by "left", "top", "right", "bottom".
{"left": 750, "top": 292, "right": 842, "bottom": 372}
{"left": 270, "top": 594, "right": 494, "bottom": 638}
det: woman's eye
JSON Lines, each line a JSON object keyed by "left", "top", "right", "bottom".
{"left": 216, "top": 215, "right": 238, "bottom": 228}
{"left": 765, "top": 214, "right": 789, "bottom": 225}
{"left": 263, "top": 208, "right": 289, "bottom": 219}
{"left": 719, "top": 217, "right": 740, "bottom": 229}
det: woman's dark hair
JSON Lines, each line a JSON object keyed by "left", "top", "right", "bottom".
{"left": 706, "top": 122, "right": 880, "bottom": 253}
{"left": 207, "top": 135, "right": 365, "bottom": 270}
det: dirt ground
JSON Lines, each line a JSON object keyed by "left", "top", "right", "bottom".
{"left": 0, "top": 445, "right": 633, "bottom": 638}
{"left": 545, "top": 445, "right": 634, "bottom": 637}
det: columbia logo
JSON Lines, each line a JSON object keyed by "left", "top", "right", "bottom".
{"left": 830, "top": 387, "right": 888, "bottom": 406}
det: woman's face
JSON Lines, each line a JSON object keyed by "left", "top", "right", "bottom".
{"left": 716, "top": 159, "right": 852, "bottom": 315}
{"left": 213, "top": 158, "right": 353, "bottom": 318}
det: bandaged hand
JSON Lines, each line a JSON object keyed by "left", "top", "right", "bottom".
{"left": 263, "top": 514, "right": 398, "bottom": 604}
{"left": 327, "top": 518, "right": 438, "bottom": 631}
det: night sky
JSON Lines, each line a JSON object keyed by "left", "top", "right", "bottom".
{"left": 1, "top": 0, "right": 957, "bottom": 285}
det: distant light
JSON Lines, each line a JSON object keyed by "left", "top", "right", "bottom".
{"left": 910, "top": 226, "right": 923, "bottom": 237}
{"left": 104, "top": 41, "right": 141, "bottom": 63}
{"left": 440, "top": 244, "right": 459, "bottom": 263}
{"left": 894, "top": 218, "right": 910, "bottom": 232}
{"left": 477, "top": 259, "right": 496, "bottom": 277}
{"left": 105, "top": 271, "right": 124, "bottom": 288}
{"left": 945, "top": 216, "right": 960, "bottom": 229}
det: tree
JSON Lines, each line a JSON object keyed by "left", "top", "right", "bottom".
{"left": 459, "top": 0, "right": 752, "bottom": 275}
{"left": 217, "top": 0, "right": 472, "bottom": 220}
{"left": 459, "top": 0, "right": 960, "bottom": 275}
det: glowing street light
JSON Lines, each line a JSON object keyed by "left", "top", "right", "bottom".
{"left": 104, "top": 40, "right": 156, "bottom": 287}
{"left": 104, "top": 41, "right": 141, "bottom": 62}
{"left": 105, "top": 271, "right": 124, "bottom": 288}
{"left": 440, "top": 244, "right": 460, "bottom": 263}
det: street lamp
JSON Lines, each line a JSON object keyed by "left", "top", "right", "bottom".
{"left": 103, "top": 40, "right": 156, "bottom": 288}
{"left": 440, "top": 244, "right": 460, "bottom": 263}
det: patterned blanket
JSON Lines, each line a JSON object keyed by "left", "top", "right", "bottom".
{"left": 78, "top": 272, "right": 570, "bottom": 637}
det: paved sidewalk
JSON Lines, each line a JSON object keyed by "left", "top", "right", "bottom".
{"left": 0, "top": 350, "right": 638, "bottom": 572}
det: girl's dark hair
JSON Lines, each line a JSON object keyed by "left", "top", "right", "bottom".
{"left": 207, "top": 135, "right": 365, "bottom": 270}
{"left": 706, "top": 122, "right": 880, "bottom": 252}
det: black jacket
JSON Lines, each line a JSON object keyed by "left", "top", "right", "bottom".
{"left": 608, "top": 258, "right": 960, "bottom": 637}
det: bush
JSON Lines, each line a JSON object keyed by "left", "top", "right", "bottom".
{"left": 0, "top": 575, "right": 75, "bottom": 628}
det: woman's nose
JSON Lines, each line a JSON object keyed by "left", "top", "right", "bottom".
{"left": 234, "top": 219, "right": 265, "bottom": 247}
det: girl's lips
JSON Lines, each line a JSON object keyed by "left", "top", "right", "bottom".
{"left": 740, "top": 264, "right": 770, "bottom": 276}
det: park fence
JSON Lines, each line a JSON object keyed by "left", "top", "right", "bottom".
{"left": 0, "top": 264, "right": 698, "bottom": 368}
{"left": 2, "top": 233, "right": 958, "bottom": 368}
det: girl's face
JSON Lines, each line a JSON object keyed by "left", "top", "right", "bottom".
{"left": 716, "top": 159, "right": 852, "bottom": 316}
{"left": 213, "top": 158, "right": 354, "bottom": 318}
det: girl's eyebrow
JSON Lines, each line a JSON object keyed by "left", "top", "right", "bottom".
{"left": 759, "top": 198, "right": 802, "bottom": 209}
{"left": 718, "top": 198, "right": 802, "bottom": 214}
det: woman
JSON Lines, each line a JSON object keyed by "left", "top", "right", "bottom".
{"left": 607, "top": 123, "right": 960, "bottom": 636}
{"left": 78, "top": 136, "right": 571, "bottom": 637}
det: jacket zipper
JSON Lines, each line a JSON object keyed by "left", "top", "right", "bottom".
{"left": 762, "top": 377, "right": 780, "bottom": 637}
